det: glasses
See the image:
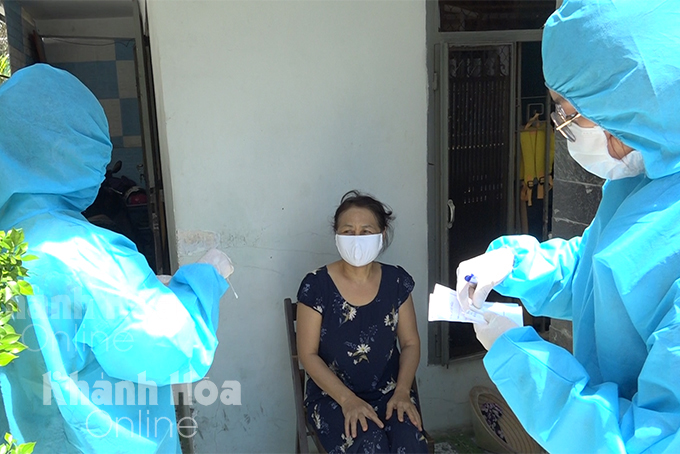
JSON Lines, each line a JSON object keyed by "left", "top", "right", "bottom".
{"left": 550, "top": 104, "right": 581, "bottom": 142}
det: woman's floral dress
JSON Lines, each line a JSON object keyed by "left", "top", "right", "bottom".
{"left": 297, "top": 263, "right": 428, "bottom": 454}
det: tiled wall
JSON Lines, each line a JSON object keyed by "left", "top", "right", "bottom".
{"left": 45, "top": 38, "right": 145, "bottom": 185}
{"left": 5, "top": 0, "right": 37, "bottom": 70}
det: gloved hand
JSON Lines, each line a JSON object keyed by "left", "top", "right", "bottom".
{"left": 473, "top": 312, "right": 519, "bottom": 351}
{"left": 456, "top": 247, "right": 515, "bottom": 312}
{"left": 197, "top": 248, "right": 234, "bottom": 279}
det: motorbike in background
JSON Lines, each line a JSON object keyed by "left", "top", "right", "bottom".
{"left": 83, "top": 160, "right": 148, "bottom": 249}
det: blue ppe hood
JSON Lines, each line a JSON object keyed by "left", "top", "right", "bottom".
{"left": 542, "top": 0, "right": 680, "bottom": 179}
{"left": 0, "top": 64, "right": 111, "bottom": 213}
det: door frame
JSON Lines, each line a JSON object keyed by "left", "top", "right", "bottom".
{"left": 133, "top": 1, "right": 171, "bottom": 274}
{"left": 427, "top": 29, "right": 543, "bottom": 365}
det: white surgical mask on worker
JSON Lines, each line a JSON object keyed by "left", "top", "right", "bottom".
{"left": 567, "top": 123, "right": 645, "bottom": 180}
{"left": 335, "top": 233, "right": 383, "bottom": 267}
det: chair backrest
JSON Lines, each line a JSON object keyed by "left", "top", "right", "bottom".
{"left": 284, "top": 298, "right": 326, "bottom": 453}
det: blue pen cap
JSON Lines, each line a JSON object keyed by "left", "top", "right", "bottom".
{"left": 464, "top": 274, "right": 478, "bottom": 285}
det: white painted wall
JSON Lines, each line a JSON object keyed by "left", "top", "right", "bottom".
{"left": 146, "top": 1, "right": 492, "bottom": 452}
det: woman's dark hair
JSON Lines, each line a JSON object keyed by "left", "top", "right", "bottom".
{"left": 333, "top": 190, "right": 395, "bottom": 248}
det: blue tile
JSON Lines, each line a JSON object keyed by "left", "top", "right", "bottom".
{"left": 4, "top": 1, "right": 21, "bottom": 22}
{"left": 115, "top": 40, "right": 136, "bottom": 61}
{"left": 53, "top": 61, "right": 119, "bottom": 99}
{"left": 6, "top": 28, "right": 21, "bottom": 51}
{"left": 111, "top": 136, "right": 125, "bottom": 147}
{"left": 5, "top": 8, "right": 22, "bottom": 50}
{"left": 120, "top": 98, "right": 141, "bottom": 136}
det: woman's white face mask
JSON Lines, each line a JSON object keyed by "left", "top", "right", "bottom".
{"left": 567, "top": 123, "right": 645, "bottom": 180}
{"left": 335, "top": 233, "right": 383, "bottom": 267}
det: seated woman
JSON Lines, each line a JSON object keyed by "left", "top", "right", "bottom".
{"left": 296, "top": 190, "right": 428, "bottom": 454}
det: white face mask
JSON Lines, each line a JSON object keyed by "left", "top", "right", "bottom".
{"left": 335, "top": 233, "right": 383, "bottom": 267}
{"left": 567, "top": 123, "right": 645, "bottom": 180}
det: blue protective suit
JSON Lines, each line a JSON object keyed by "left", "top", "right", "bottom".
{"left": 0, "top": 64, "right": 228, "bottom": 453}
{"left": 482, "top": 1, "right": 680, "bottom": 453}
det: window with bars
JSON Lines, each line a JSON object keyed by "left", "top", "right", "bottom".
{"left": 439, "top": 1, "right": 555, "bottom": 32}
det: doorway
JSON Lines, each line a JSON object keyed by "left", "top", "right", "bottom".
{"left": 430, "top": 36, "right": 553, "bottom": 363}
{"left": 7, "top": 2, "right": 171, "bottom": 274}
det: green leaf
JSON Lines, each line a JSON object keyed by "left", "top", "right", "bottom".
{"left": 16, "top": 281, "right": 32, "bottom": 296}
{"left": 9, "top": 343, "right": 26, "bottom": 354}
{"left": 0, "top": 352, "right": 17, "bottom": 366}
{"left": 3, "top": 434, "right": 11, "bottom": 444}
{"left": 0, "top": 334, "right": 21, "bottom": 345}
{"left": 16, "top": 442, "right": 35, "bottom": 454}
{"left": 0, "top": 443, "right": 7, "bottom": 454}
{"left": 20, "top": 255, "right": 37, "bottom": 262}
{"left": 8, "top": 230, "right": 21, "bottom": 245}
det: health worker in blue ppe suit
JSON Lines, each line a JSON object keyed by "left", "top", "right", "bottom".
{"left": 0, "top": 63, "right": 233, "bottom": 453}
{"left": 456, "top": 1, "right": 680, "bottom": 453}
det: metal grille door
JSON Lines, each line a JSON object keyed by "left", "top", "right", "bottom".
{"left": 444, "top": 45, "right": 514, "bottom": 358}
{"left": 448, "top": 45, "right": 512, "bottom": 270}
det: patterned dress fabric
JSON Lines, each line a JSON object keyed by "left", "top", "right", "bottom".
{"left": 297, "top": 264, "right": 428, "bottom": 453}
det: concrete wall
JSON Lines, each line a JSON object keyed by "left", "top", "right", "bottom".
{"left": 146, "top": 1, "right": 490, "bottom": 451}
{"left": 549, "top": 134, "right": 603, "bottom": 351}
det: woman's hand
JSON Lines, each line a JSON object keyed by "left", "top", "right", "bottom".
{"left": 341, "top": 394, "right": 384, "bottom": 439}
{"left": 385, "top": 388, "right": 422, "bottom": 431}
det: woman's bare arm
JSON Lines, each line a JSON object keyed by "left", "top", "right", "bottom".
{"left": 386, "top": 295, "right": 422, "bottom": 429}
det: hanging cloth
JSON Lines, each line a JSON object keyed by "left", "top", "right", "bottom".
{"left": 519, "top": 113, "right": 555, "bottom": 206}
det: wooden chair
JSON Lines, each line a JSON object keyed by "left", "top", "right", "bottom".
{"left": 285, "top": 297, "right": 327, "bottom": 453}
{"left": 284, "top": 298, "right": 435, "bottom": 454}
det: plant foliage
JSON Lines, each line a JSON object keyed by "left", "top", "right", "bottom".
{"left": 0, "top": 433, "right": 34, "bottom": 454}
{"left": 0, "top": 54, "right": 9, "bottom": 86}
{"left": 0, "top": 229, "right": 36, "bottom": 454}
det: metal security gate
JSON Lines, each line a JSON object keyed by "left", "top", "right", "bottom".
{"left": 433, "top": 43, "right": 516, "bottom": 358}
{"left": 448, "top": 45, "right": 512, "bottom": 272}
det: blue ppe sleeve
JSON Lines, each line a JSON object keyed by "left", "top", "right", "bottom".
{"left": 486, "top": 309, "right": 680, "bottom": 453}
{"left": 167, "top": 263, "right": 228, "bottom": 336}
{"left": 67, "top": 236, "right": 229, "bottom": 385}
{"left": 487, "top": 234, "right": 582, "bottom": 320}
